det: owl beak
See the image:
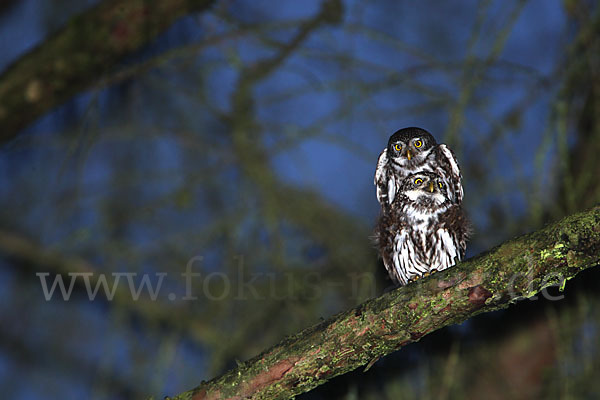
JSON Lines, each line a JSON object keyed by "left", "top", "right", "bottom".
{"left": 406, "top": 149, "right": 412, "bottom": 161}
{"left": 429, "top": 181, "right": 435, "bottom": 193}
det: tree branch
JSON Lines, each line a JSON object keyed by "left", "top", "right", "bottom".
{"left": 168, "top": 206, "right": 600, "bottom": 400}
{"left": 0, "top": 0, "right": 215, "bottom": 144}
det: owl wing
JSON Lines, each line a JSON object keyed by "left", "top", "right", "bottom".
{"left": 434, "top": 144, "right": 463, "bottom": 204}
{"left": 374, "top": 148, "right": 397, "bottom": 206}
{"left": 438, "top": 204, "right": 471, "bottom": 261}
{"left": 375, "top": 211, "right": 408, "bottom": 286}
{"left": 390, "top": 229, "right": 411, "bottom": 285}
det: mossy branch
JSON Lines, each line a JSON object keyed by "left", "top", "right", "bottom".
{"left": 0, "top": 0, "right": 215, "bottom": 143}
{"left": 168, "top": 206, "right": 600, "bottom": 400}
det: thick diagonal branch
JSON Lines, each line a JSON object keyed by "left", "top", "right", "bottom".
{"left": 0, "top": 0, "right": 215, "bottom": 143}
{"left": 169, "top": 206, "right": 600, "bottom": 400}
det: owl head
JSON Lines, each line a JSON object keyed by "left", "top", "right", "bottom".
{"left": 399, "top": 172, "right": 450, "bottom": 207}
{"left": 387, "top": 127, "right": 437, "bottom": 166}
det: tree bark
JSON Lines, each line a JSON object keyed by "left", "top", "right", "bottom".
{"left": 0, "top": 0, "right": 215, "bottom": 144}
{"left": 167, "top": 206, "right": 600, "bottom": 400}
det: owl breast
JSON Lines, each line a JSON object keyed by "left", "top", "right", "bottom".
{"left": 391, "top": 205, "right": 458, "bottom": 285}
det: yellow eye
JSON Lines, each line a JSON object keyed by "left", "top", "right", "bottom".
{"left": 394, "top": 144, "right": 402, "bottom": 152}
{"left": 438, "top": 182, "right": 444, "bottom": 189}
{"left": 414, "top": 178, "right": 423, "bottom": 185}
{"left": 414, "top": 140, "right": 423, "bottom": 148}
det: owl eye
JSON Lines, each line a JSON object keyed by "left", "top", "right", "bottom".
{"left": 414, "top": 178, "right": 423, "bottom": 185}
{"left": 438, "top": 182, "right": 444, "bottom": 189}
{"left": 394, "top": 144, "right": 402, "bottom": 152}
{"left": 414, "top": 140, "right": 423, "bottom": 148}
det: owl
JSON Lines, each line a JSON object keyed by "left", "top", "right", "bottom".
{"left": 375, "top": 172, "right": 470, "bottom": 286}
{"left": 374, "top": 127, "right": 463, "bottom": 209}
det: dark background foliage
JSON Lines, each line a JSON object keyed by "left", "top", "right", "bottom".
{"left": 0, "top": 0, "right": 599, "bottom": 398}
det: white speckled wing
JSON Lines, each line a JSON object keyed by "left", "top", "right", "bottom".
{"left": 374, "top": 148, "right": 390, "bottom": 205}
{"left": 436, "top": 144, "right": 463, "bottom": 204}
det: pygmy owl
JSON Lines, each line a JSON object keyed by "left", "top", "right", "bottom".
{"left": 375, "top": 172, "right": 470, "bottom": 285}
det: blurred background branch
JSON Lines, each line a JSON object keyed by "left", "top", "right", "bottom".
{"left": 0, "top": 0, "right": 216, "bottom": 142}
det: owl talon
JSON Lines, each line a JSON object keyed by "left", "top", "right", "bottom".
{"left": 423, "top": 269, "right": 439, "bottom": 278}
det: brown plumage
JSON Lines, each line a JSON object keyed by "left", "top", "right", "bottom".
{"left": 375, "top": 172, "right": 470, "bottom": 285}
